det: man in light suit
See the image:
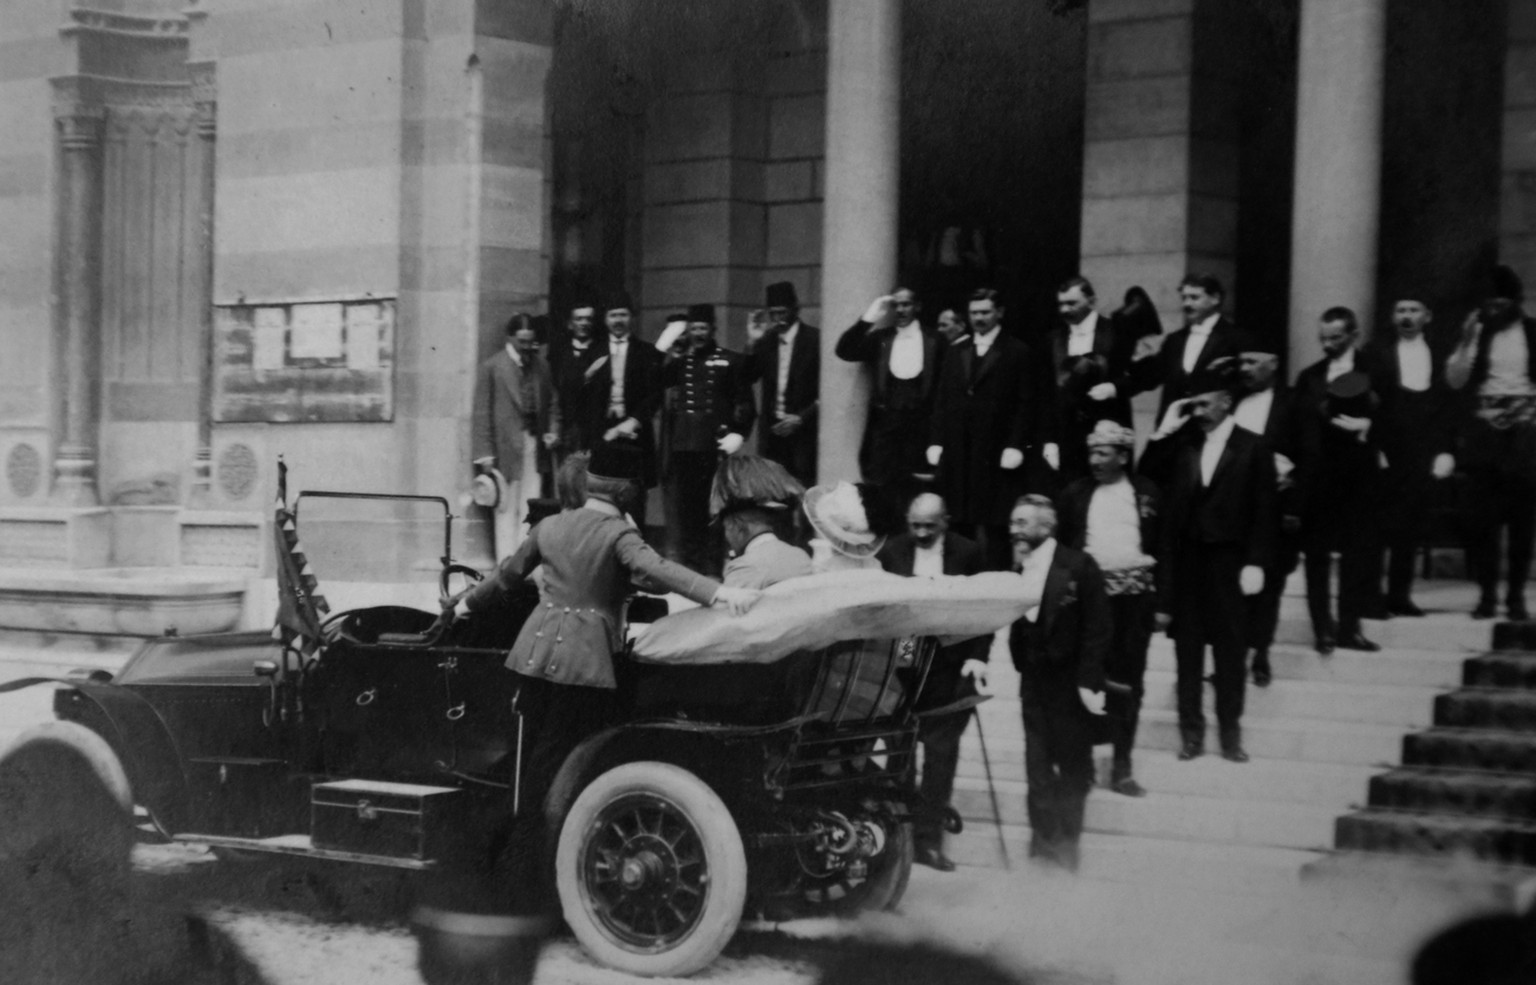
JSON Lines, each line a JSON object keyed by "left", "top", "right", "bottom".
{"left": 878, "top": 493, "right": 988, "bottom": 870}
{"left": 749, "top": 281, "right": 821, "bottom": 486}
{"left": 471, "top": 314, "right": 560, "bottom": 559}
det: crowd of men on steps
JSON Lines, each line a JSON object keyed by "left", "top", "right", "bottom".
{"left": 468, "top": 265, "right": 1536, "bottom": 874}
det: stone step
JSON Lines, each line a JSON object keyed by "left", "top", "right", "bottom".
{"left": 1402, "top": 727, "right": 1536, "bottom": 773}
{"left": 1138, "top": 669, "right": 1441, "bottom": 728}
{"left": 956, "top": 742, "right": 1373, "bottom": 809}
{"left": 1335, "top": 808, "right": 1536, "bottom": 867}
{"left": 945, "top": 826, "right": 1317, "bottom": 896}
{"left": 1272, "top": 611, "right": 1490, "bottom": 654}
{"left": 1367, "top": 767, "right": 1536, "bottom": 821}
{"left": 1301, "top": 849, "right": 1536, "bottom": 914}
{"left": 1463, "top": 652, "right": 1536, "bottom": 690}
{"left": 1147, "top": 640, "right": 1468, "bottom": 689}
{"left": 1434, "top": 688, "right": 1536, "bottom": 730}
{"left": 952, "top": 775, "right": 1338, "bottom": 851}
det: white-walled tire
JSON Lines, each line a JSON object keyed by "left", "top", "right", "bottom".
{"left": 556, "top": 761, "right": 747, "bottom": 977}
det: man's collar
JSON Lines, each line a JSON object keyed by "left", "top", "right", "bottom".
{"left": 913, "top": 536, "right": 944, "bottom": 552}
{"left": 1070, "top": 310, "right": 1099, "bottom": 336}
{"left": 974, "top": 326, "right": 1001, "bottom": 347}
{"left": 742, "top": 531, "right": 781, "bottom": 555}
{"left": 1190, "top": 313, "right": 1220, "bottom": 336}
{"left": 1329, "top": 347, "right": 1357, "bottom": 367}
{"left": 1206, "top": 415, "right": 1237, "bottom": 444}
{"left": 505, "top": 341, "right": 523, "bottom": 366}
{"left": 1022, "top": 537, "right": 1057, "bottom": 569}
{"left": 895, "top": 320, "right": 923, "bottom": 338}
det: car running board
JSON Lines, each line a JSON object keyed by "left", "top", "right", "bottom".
{"left": 173, "top": 832, "right": 435, "bottom": 870}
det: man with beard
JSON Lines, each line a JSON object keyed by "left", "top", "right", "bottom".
{"left": 878, "top": 493, "right": 988, "bottom": 870}
{"left": 1231, "top": 334, "right": 1302, "bottom": 686}
{"left": 1006, "top": 495, "right": 1110, "bottom": 871}
{"left": 659, "top": 303, "right": 756, "bottom": 572}
{"left": 548, "top": 301, "right": 601, "bottom": 460}
{"left": 747, "top": 281, "right": 820, "bottom": 486}
{"left": 1140, "top": 360, "right": 1276, "bottom": 762}
{"left": 1367, "top": 296, "right": 1458, "bottom": 616}
{"left": 583, "top": 293, "right": 663, "bottom": 526}
{"left": 1130, "top": 273, "right": 1243, "bottom": 420}
{"left": 837, "top": 287, "right": 945, "bottom": 507}
{"left": 927, "top": 288, "right": 1047, "bottom": 568}
{"left": 1055, "top": 422, "right": 1161, "bottom": 796}
{"left": 1048, "top": 278, "right": 1136, "bottom": 481}
{"left": 1293, "top": 307, "right": 1384, "bottom": 653}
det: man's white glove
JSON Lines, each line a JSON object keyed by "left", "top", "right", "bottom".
{"left": 1079, "top": 687, "right": 1107, "bottom": 716}
{"left": 1042, "top": 443, "right": 1060, "bottom": 471}
{"left": 1432, "top": 453, "right": 1455, "bottom": 479}
{"left": 961, "top": 658, "right": 990, "bottom": 694}
{"left": 473, "top": 456, "right": 496, "bottom": 468}
{"left": 717, "top": 432, "right": 745, "bottom": 455}
{"left": 654, "top": 320, "right": 688, "bottom": 354}
{"left": 999, "top": 447, "right": 1024, "bottom": 471}
{"left": 1240, "top": 565, "right": 1265, "bottom": 597}
{"left": 926, "top": 445, "right": 943, "bottom": 467}
{"left": 1087, "top": 382, "right": 1117, "bottom": 401}
{"left": 862, "top": 296, "right": 892, "bottom": 325}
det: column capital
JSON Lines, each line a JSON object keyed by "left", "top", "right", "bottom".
{"left": 189, "top": 60, "right": 217, "bottom": 137}
{"left": 55, "top": 106, "right": 105, "bottom": 150}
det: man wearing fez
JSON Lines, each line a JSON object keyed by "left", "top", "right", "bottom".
{"left": 837, "top": 287, "right": 945, "bottom": 507}
{"left": 659, "top": 303, "right": 756, "bottom": 572}
{"left": 746, "top": 281, "right": 821, "bottom": 486}
{"left": 1007, "top": 495, "right": 1110, "bottom": 871}
{"left": 472, "top": 313, "right": 561, "bottom": 560}
{"left": 928, "top": 287, "right": 1047, "bottom": 569}
{"left": 1293, "top": 307, "right": 1384, "bottom": 653}
{"left": 1140, "top": 358, "right": 1276, "bottom": 763}
{"left": 583, "top": 293, "right": 664, "bottom": 526}
{"left": 1049, "top": 278, "right": 1137, "bottom": 481}
{"left": 1367, "top": 296, "right": 1458, "bottom": 617}
{"left": 878, "top": 493, "right": 988, "bottom": 870}
{"left": 548, "top": 301, "right": 601, "bottom": 459}
{"left": 1055, "top": 421, "right": 1162, "bottom": 796}
{"left": 1130, "top": 273, "right": 1244, "bottom": 421}
{"left": 1231, "top": 333, "right": 1302, "bottom": 687}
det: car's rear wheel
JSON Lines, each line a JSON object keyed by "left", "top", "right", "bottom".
{"left": 556, "top": 761, "right": 747, "bottom": 977}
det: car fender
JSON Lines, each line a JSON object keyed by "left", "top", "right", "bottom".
{"left": 52, "top": 682, "right": 192, "bottom": 833}
{"left": 0, "top": 719, "right": 133, "bottom": 815}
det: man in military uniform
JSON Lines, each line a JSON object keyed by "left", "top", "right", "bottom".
{"left": 661, "top": 303, "right": 757, "bottom": 573}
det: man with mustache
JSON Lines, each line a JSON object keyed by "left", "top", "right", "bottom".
{"left": 1129, "top": 273, "right": 1243, "bottom": 421}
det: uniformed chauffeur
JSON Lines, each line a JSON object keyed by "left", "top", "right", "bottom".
{"left": 452, "top": 442, "right": 760, "bottom": 912}
{"left": 658, "top": 302, "right": 757, "bottom": 573}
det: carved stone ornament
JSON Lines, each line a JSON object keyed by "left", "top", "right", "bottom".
{"left": 5, "top": 443, "right": 43, "bottom": 499}
{"left": 218, "top": 443, "right": 259, "bottom": 501}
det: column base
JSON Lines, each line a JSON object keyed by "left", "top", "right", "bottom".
{"left": 52, "top": 448, "right": 99, "bottom": 507}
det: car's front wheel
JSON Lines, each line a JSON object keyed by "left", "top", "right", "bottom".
{"left": 555, "top": 761, "right": 747, "bottom": 977}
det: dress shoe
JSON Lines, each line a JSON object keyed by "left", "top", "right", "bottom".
{"left": 1110, "top": 776, "right": 1148, "bottom": 797}
{"left": 913, "top": 846, "right": 956, "bottom": 872}
{"left": 1221, "top": 745, "right": 1250, "bottom": 763}
{"left": 1177, "top": 741, "right": 1204, "bottom": 761}
{"left": 1337, "top": 631, "right": 1381, "bottom": 652}
{"left": 1509, "top": 597, "right": 1531, "bottom": 622}
{"left": 1314, "top": 635, "right": 1335, "bottom": 656}
{"left": 1387, "top": 599, "right": 1425, "bottom": 617}
{"left": 1473, "top": 596, "right": 1498, "bottom": 620}
{"left": 1251, "top": 649, "right": 1272, "bottom": 688}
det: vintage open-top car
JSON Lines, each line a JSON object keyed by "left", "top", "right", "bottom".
{"left": 0, "top": 472, "right": 1027, "bottom": 977}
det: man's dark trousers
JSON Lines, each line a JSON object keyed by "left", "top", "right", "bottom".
{"left": 1170, "top": 542, "right": 1247, "bottom": 745}
{"left": 1105, "top": 591, "right": 1155, "bottom": 774}
{"left": 915, "top": 705, "right": 970, "bottom": 854}
{"left": 1016, "top": 624, "right": 1094, "bottom": 864}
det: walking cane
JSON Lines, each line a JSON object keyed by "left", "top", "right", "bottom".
{"left": 972, "top": 709, "right": 1011, "bottom": 871}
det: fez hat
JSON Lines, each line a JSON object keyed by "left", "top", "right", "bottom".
{"left": 765, "top": 281, "right": 799, "bottom": 309}
{"left": 1085, "top": 420, "right": 1135, "bottom": 450}
{"left": 710, "top": 454, "right": 805, "bottom": 520}
{"left": 1326, "top": 371, "right": 1376, "bottom": 419}
{"left": 1186, "top": 355, "right": 1243, "bottom": 396}
{"left": 686, "top": 303, "right": 716, "bottom": 325}
{"left": 586, "top": 441, "right": 644, "bottom": 484}
{"left": 603, "top": 291, "right": 635, "bottom": 315}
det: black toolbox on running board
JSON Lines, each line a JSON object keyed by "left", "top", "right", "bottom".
{"left": 311, "top": 779, "right": 465, "bottom": 861}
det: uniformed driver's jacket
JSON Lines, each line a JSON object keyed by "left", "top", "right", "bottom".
{"left": 463, "top": 507, "right": 721, "bottom": 688}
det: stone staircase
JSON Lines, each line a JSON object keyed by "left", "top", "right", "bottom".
{"left": 945, "top": 578, "right": 1491, "bottom": 897}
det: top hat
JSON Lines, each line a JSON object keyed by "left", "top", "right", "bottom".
{"left": 765, "top": 281, "right": 799, "bottom": 309}
{"left": 1491, "top": 264, "right": 1525, "bottom": 302}
{"left": 686, "top": 303, "right": 716, "bottom": 325}
{"left": 602, "top": 291, "right": 635, "bottom": 315}
{"left": 1325, "top": 370, "right": 1376, "bottom": 419}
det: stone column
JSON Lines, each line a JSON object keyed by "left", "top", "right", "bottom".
{"left": 52, "top": 100, "right": 105, "bottom": 506}
{"left": 1287, "top": 0, "right": 1387, "bottom": 371}
{"left": 187, "top": 63, "right": 217, "bottom": 508}
{"left": 818, "top": 0, "right": 899, "bottom": 484}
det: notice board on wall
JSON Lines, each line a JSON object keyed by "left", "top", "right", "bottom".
{"left": 213, "top": 299, "right": 395, "bottom": 423}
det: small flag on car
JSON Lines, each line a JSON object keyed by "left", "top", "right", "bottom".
{"left": 272, "top": 456, "right": 330, "bottom": 658}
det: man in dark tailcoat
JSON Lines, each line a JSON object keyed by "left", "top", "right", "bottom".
{"left": 878, "top": 492, "right": 988, "bottom": 871}
{"left": 1292, "top": 306, "right": 1385, "bottom": 654}
{"left": 547, "top": 301, "right": 601, "bottom": 461}
{"left": 1005, "top": 495, "right": 1110, "bottom": 872}
{"left": 1048, "top": 277, "right": 1136, "bottom": 481}
{"left": 927, "top": 287, "right": 1048, "bottom": 568}
{"left": 1140, "top": 360, "right": 1276, "bottom": 762}
{"left": 1231, "top": 333, "right": 1303, "bottom": 686}
{"left": 1129, "top": 272, "right": 1243, "bottom": 421}
{"left": 746, "top": 281, "right": 820, "bottom": 486}
{"left": 837, "top": 286, "right": 946, "bottom": 509}
{"left": 1055, "top": 421, "right": 1161, "bottom": 796}
{"left": 660, "top": 303, "right": 756, "bottom": 573}
{"left": 1367, "top": 296, "right": 1459, "bottom": 616}
{"left": 582, "top": 293, "right": 664, "bottom": 526}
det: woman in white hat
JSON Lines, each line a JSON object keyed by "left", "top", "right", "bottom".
{"left": 802, "top": 481, "right": 900, "bottom": 573}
